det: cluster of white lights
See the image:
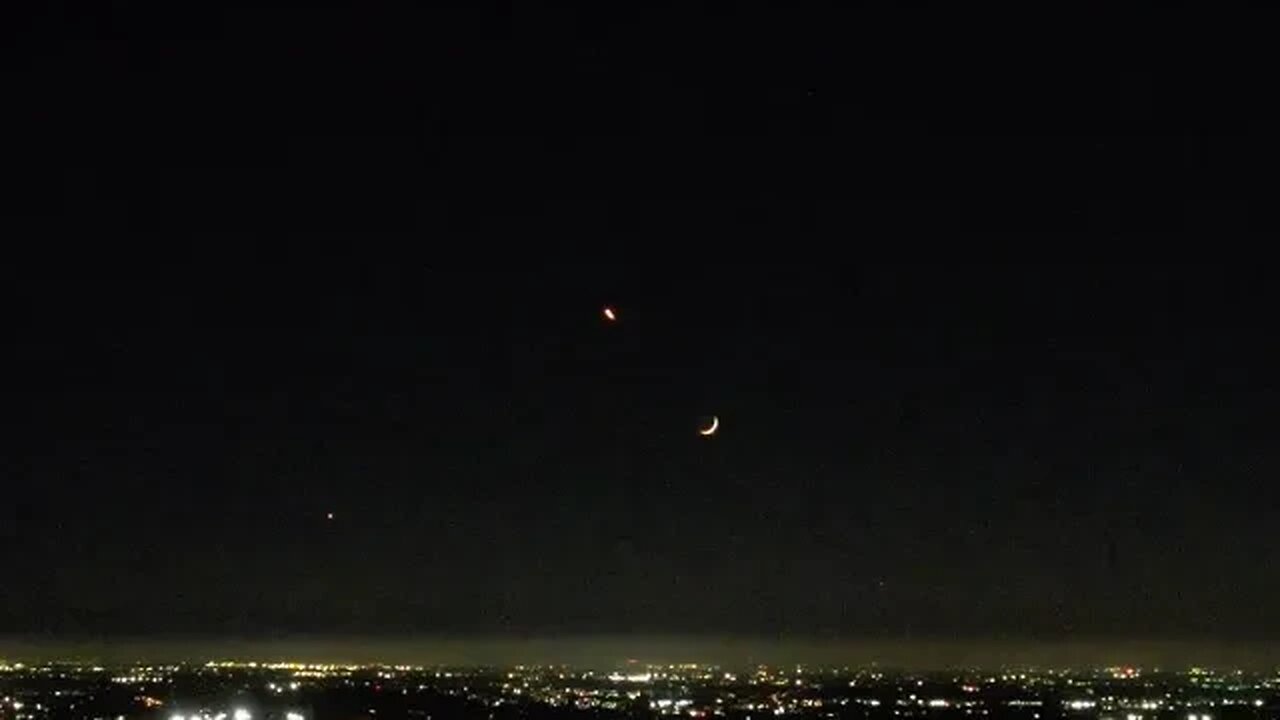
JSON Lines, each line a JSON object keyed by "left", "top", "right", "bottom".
{"left": 607, "top": 671, "right": 653, "bottom": 683}
{"left": 173, "top": 709, "right": 260, "bottom": 720}
{"left": 1188, "top": 714, "right": 1213, "bottom": 720}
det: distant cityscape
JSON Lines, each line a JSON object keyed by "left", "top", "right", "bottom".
{"left": 2, "top": 659, "right": 1278, "bottom": 720}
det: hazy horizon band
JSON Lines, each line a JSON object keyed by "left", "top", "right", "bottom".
{"left": 3, "top": 635, "right": 1279, "bottom": 669}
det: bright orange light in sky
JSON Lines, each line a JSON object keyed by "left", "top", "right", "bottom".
{"left": 602, "top": 306, "right": 617, "bottom": 322}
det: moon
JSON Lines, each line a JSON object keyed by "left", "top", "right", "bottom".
{"left": 698, "top": 415, "right": 719, "bottom": 436}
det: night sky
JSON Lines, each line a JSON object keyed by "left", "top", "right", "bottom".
{"left": 5, "top": 3, "right": 1279, "bottom": 651}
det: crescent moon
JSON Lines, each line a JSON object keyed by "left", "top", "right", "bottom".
{"left": 699, "top": 415, "right": 719, "bottom": 436}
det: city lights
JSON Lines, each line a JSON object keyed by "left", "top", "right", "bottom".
{"left": 0, "top": 659, "right": 1273, "bottom": 720}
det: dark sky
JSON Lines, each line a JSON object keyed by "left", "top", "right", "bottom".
{"left": 9, "top": 265, "right": 1280, "bottom": 641}
{"left": 5, "top": 4, "right": 1279, "bottom": 645}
